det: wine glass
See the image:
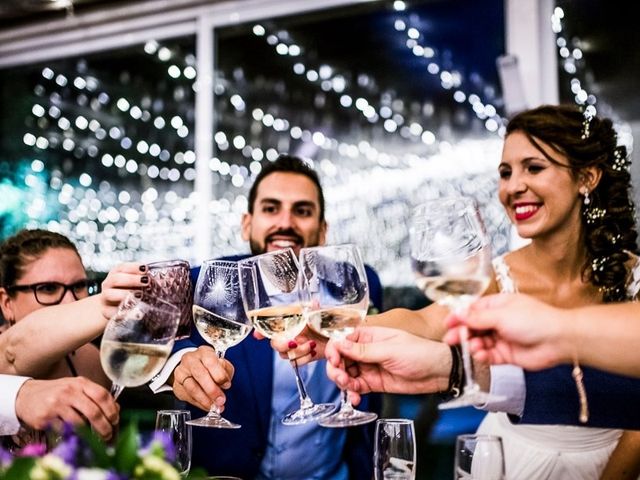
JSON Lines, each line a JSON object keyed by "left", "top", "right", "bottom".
{"left": 187, "top": 260, "right": 252, "bottom": 428}
{"left": 300, "top": 244, "right": 378, "bottom": 427}
{"left": 454, "top": 434, "right": 505, "bottom": 480}
{"left": 374, "top": 418, "right": 417, "bottom": 480}
{"left": 238, "top": 248, "right": 336, "bottom": 425}
{"left": 147, "top": 259, "right": 193, "bottom": 340}
{"left": 410, "top": 197, "right": 502, "bottom": 409}
{"left": 155, "top": 409, "right": 192, "bottom": 477}
{"left": 100, "top": 292, "right": 180, "bottom": 399}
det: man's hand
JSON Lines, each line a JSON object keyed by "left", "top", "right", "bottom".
{"left": 443, "top": 293, "right": 569, "bottom": 371}
{"left": 15, "top": 377, "right": 119, "bottom": 441}
{"left": 325, "top": 326, "right": 452, "bottom": 404}
{"left": 171, "top": 346, "right": 235, "bottom": 412}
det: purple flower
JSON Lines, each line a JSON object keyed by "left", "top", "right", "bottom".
{"left": 141, "top": 431, "right": 175, "bottom": 463}
{"left": 0, "top": 446, "right": 12, "bottom": 466}
{"left": 18, "top": 442, "right": 47, "bottom": 457}
{"left": 52, "top": 433, "right": 80, "bottom": 464}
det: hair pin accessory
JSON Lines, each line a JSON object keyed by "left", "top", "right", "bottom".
{"left": 581, "top": 105, "right": 596, "bottom": 139}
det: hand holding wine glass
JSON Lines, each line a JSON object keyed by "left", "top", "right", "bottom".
{"left": 300, "top": 244, "right": 378, "bottom": 427}
{"left": 410, "top": 197, "right": 502, "bottom": 408}
{"left": 239, "top": 248, "right": 336, "bottom": 425}
{"left": 100, "top": 292, "right": 180, "bottom": 400}
{"left": 188, "top": 260, "right": 252, "bottom": 428}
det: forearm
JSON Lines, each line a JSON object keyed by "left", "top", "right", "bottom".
{"left": 367, "top": 305, "right": 448, "bottom": 340}
{"left": 600, "top": 430, "right": 640, "bottom": 480}
{"left": 566, "top": 303, "right": 640, "bottom": 378}
{"left": 1, "top": 295, "right": 106, "bottom": 376}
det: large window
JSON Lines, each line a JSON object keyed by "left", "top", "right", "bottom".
{"left": 210, "top": 0, "right": 509, "bottom": 282}
{"left": 0, "top": 38, "right": 196, "bottom": 271}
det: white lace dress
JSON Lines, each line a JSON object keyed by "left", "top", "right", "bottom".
{"left": 476, "top": 255, "right": 640, "bottom": 480}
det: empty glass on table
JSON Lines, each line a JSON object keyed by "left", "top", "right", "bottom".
{"left": 155, "top": 409, "right": 192, "bottom": 477}
{"left": 454, "top": 434, "right": 505, "bottom": 480}
{"left": 374, "top": 418, "right": 416, "bottom": 480}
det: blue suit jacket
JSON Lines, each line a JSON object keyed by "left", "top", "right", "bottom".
{"left": 178, "top": 254, "right": 383, "bottom": 478}
{"left": 517, "top": 365, "right": 640, "bottom": 430}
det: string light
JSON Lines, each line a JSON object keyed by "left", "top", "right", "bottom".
{"left": 7, "top": 6, "right": 511, "bottom": 282}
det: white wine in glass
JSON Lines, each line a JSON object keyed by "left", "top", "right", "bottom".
{"left": 410, "top": 197, "right": 503, "bottom": 409}
{"left": 248, "top": 304, "right": 306, "bottom": 339}
{"left": 188, "top": 260, "right": 252, "bottom": 429}
{"left": 301, "top": 244, "right": 378, "bottom": 428}
{"left": 100, "top": 293, "right": 180, "bottom": 399}
{"left": 239, "top": 248, "right": 336, "bottom": 425}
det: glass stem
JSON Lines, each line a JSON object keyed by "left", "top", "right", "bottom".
{"left": 208, "top": 349, "right": 227, "bottom": 416}
{"left": 110, "top": 383, "right": 124, "bottom": 400}
{"left": 459, "top": 325, "right": 477, "bottom": 392}
{"left": 339, "top": 388, "right": 354, "bottom": 413}
{"left": 290, "top": 357, "right": 313, "bottom": 410}
{"left": 338, "top": 356, "right": 354, "bottom": 412}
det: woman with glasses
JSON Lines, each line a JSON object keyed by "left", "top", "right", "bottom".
{"left": 0, "top": 229, "right": 146, "bottom": 387}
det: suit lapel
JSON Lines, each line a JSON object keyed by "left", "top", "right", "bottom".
{"left": 238, "top": 335, "right": 274, "bottom": 439}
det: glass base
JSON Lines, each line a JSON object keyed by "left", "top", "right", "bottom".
{"left": 319, "top": 407, "right": 378, "bottom": 428}
{"left": 281, "top": 402, "right": 336, "bottom": 426}
{"left": 439, "top": 390, "right": 505, "bottom": 410}
{"left": 186, "top": 414, "right": 241, "bottom": 429}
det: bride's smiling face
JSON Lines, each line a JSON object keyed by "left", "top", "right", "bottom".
{"left": 498, "top": 131, "right": 585, "bottom": 240}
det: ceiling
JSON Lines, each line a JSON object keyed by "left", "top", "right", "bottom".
{"left": 1, "top": 0, "right": 639, "bottom": 122}
{"left": 0, "top": 0, "right": 133, "bottom": 26}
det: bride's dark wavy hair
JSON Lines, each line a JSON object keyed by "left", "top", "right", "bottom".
{"left": 506, "top": 104, "right": 638, "bottom": 302}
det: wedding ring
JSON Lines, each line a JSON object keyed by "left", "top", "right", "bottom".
{"left": 179, "top": 375, "right": 194, "bottom": 386}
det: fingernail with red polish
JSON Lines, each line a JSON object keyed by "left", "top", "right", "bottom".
{"left": 309, "top": 341, "right": 317, "bottom": 349}
{"left": 288, "top": 341, "right": 298, "bottom": 349}
{"left": 311, "top": 350, "right": 317, "bottom": 357}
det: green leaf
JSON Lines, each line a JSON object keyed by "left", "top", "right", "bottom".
{"left": 114, "top": 422, "right": 139, "bottom": 473}
{"left": 76, "top": 425, "right": 111, "bottom": 469}
{"left": 2, "top": 457, "right": 36, "bottom": 480}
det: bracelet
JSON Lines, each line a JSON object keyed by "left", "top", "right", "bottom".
{"left": 445, "top": 345, "right": 463, "bottom": 398}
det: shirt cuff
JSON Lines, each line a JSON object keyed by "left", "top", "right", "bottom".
{"left": 149, "top": 348, "right": 197, "bottom": 393}
{"left": 477, "top": 364, "right": 525, "bottom": 416}
{"left": 0, "top": 375, "right": 31, "bottom": 435}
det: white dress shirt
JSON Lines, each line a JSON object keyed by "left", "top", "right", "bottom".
{"left": 479, "top": 364, "right": 526, "bottom": 416}
{"left": 0, "top": 375, "right": 30, "bottom": 436}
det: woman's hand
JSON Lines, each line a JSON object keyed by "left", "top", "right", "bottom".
{"left": 267, "top": 325, "right": 327, "bottom": 364}
{"left": 100, "top": 262, "right": 148, "bottom": 321}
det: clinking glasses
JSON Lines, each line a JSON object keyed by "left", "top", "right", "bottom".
{"left": 6, "top": 279, "right": 99, "bottom": 306}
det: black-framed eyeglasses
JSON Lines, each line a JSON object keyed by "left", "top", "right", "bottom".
{"left": 6, "top": 280, "right": 100, "bottom": 306}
